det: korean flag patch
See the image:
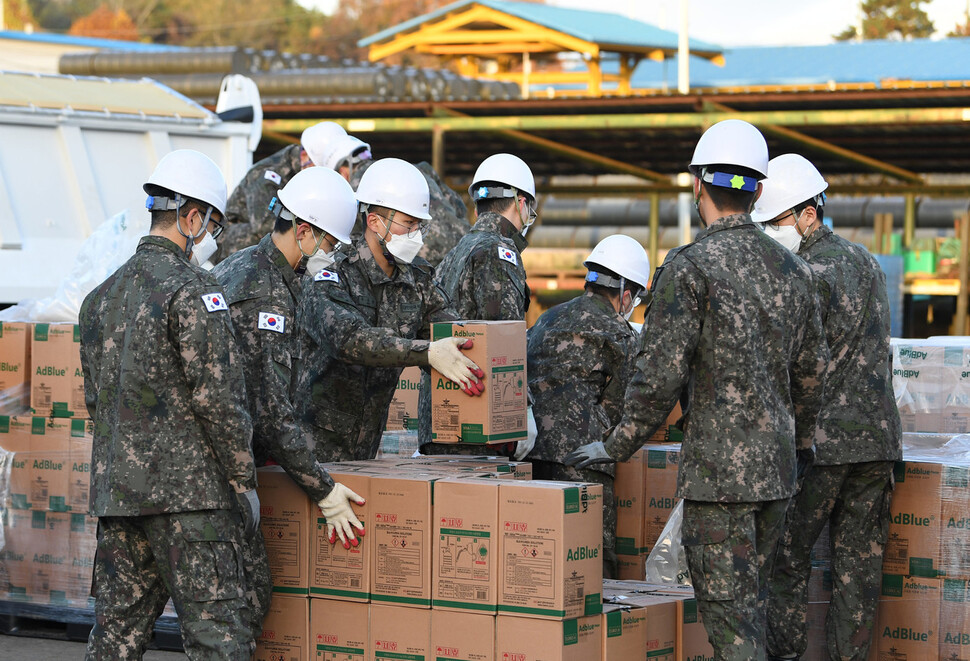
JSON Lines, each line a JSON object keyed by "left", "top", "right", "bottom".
{"left": 201, "top": 293, "right": 228, "bottom": 312}
{"left": 497, "top": 246, "right": 517, "bottom": 266}
{"left": 314, "top": 269, "right": 340, "bottom": 283}
{"left": 263, "top": 170, "right": 282, "bottom": 185}
{"left": 258, "top": 312, "right": 286, "bottom": 334}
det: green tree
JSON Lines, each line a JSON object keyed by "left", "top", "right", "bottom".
{"left": 834, "top": 0, "right": 935, "bottom": 41}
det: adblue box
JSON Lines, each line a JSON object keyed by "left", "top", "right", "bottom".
{"left": 430, "top": 320, "right": 527, "bottom": 445}
{"left": 30, "top": 323, "right": 84, "bottom": 419}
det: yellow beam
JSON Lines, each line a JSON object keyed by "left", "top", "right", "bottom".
{"left": 367, "top": 4, "right": 500, "bottom": 61}
{"left": 588, "top": 56, "right": 602, "bottom": 97}
{"left": 418, "top": 43, "right": 562, "bottom": 55}
{"left": 485, "top": 71, "right": 623, "bottom": 84}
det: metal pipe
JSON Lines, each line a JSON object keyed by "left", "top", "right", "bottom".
{"left": 59, "top": 48, "right": 250, "bottom": 76}
{"left": 649, "top": 191, "right": 660, "bottom": 280}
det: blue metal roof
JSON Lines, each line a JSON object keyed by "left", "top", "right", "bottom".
{"left": 626, "top": 38, "right": 970, "bottom": 88}
{"left": 0, "top": 30, "right": 184, "bottom": 52}
{"left": 359, "top": 0, "right": 722, "bottom": 54}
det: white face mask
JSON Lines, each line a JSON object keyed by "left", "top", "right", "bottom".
{"left": 384, "top": 230, "right": 424, "bottom": 264}
{"left": 190, "top": 231, "right": 218, "bottom": 267}
{"left": 306, "top": 248, "right": 336, "bottom": 275}
{"left": 620, "top": 292, "right": 641, "bottom": 321}
{"left": 763, "top": 222, "right": 803, "bottom": 253}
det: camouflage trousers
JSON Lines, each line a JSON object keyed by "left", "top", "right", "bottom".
{"left": 767, "top": 461, "right": 894, "bottom": 661}
{"left": 85, "top": 510, "right": 253, "bottom": 660}
{"left": 682, "top": 498, "right": 789, "bottom": 661}
{"left": 532, "top": 460, "right": 617, "bottom": 579}
{"left": 241, "top": 522, "right": 273, "bottom": 640}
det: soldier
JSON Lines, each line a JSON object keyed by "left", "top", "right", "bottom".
{"left": 79, "top": 150, "right": 258, "bottom": 659}
{"left": 211, "top": 167, "right": 368, "bottom": 638}
{"left": 219, "top": 121, "right": 347, "bottom": 259}
{"left": 754, "top": 155, "right": 901, "bottom": 661}
{"left": 418, "top": 153, "right": 538, "bottom": 458}
{"left": 349, "top": 152, "right": 469, "bottom": 267}
{"left": 565, "top": 120, "right": 829, "bottom": 661}
{"left": 526, "top": 234, "right": 649, "bottom": 578}
{"left": 293, "top": 158, "right": 485, "bottom": 464}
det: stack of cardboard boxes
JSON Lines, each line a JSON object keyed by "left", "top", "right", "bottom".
{"left": 254, "top": 459, "right": 606, "bottom": 661}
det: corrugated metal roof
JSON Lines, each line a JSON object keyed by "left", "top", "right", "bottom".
{"left": 359, "top": 0, "right": 722, "bottom": 54}
{"left": 0, "top": 30, "right": 184, "bottom": 52}
{"left": 627, "top": 38, "right": 970, "bottom": 88}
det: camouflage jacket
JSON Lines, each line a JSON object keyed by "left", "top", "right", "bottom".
{"left": 349, "top": 160, "right": 470, "bottom": 267}
{"left": 293, "top": 240, "right": 458, "bottom": 463}
{"left": 418, "top": 211, "right": 529, "bottom": 448}
{"left": 79, "top": 235, "right": 256, "bottom": 516}
{"left": 605, "top": 213, "right": 829, "bottom": 503}
{"left": 797, "top": 225, "right": 902, "bottom": 465}
{"left": 219, "top": 144, "right": 302, "bottom": 260}
{"left": 527, "top": 291, "right": 637, "bottom": 475}
{"left": 212, "top": 233, "right": 336, "bottom": 501}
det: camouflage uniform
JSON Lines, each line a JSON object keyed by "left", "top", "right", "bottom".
{"left": 527, "top": 290, "right": 638, "bottom": 578}
{"left": 293, "top": 240, "right": 458, "bottom": 463}
{"left": 604, "top": 213, "right": 829, "bottom": 661}
{"left": 418, "top": 211, "right": 530, "bottom": 454}
{"left": 212, "top": 233, "right": 338, "bottom": 637}
{"left": 767, "top": 225, "right": 901, "bottom": 661}
{"left": 219, "top": 144, "right": 303, "bottom": 260}
{"left": 349, "top": 159, "right": 470, "bottom": 267}
{"left": 79, "top": 235, "right": 256, "bottom": 659}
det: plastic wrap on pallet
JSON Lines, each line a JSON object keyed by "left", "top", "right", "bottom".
{"left": 892, "top": 337, "right": 970, "bottom": 435}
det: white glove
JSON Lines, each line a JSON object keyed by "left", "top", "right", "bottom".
{"left": 317, "top": 482, "right": 366, "bottom": 549}
{"left": 514, "top": 406, "right": 537, "bottom": 460}
{"left": 428, "top": 337, "right": 485, "bottom": 396}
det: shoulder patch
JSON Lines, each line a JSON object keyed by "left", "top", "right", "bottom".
{"left": 257, "top": 312, "right": 286, "bottom": 333}
{"left": 313, "top": 269, "right": 340, "bottom": 283}
{"left": 201, "top": 292, "right": 228, "bottom": 312}
{"left": 497, "top": 246, "right": 518, "bottom": 266}
{"left": 263, "top": 170, "right": 282, "bottom": 185}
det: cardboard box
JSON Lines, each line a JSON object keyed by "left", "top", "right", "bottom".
{"left": 430, "top": 321, "right": 527, "bottom": 445}
{"left": 893, "top": 341, "right": 946, "bottom": 433}
{"left": 615, "top": 447, "right": 647, "bottom": 556}
{"left": 370, "top": 603, "right": 431, "bottom": 661}
{"left": 0, "top": 415, "right": 33, "bottom": 509}
{"left": 883, "top": 460, "right": 943, "bottom": 578}
{"left": 311, "top": 468, "right": 371, "bottom": 601}
{"left": 27, "top": 417, "right": 73, "bottom": 512}
{"left": 256, "top": 466, "right": 313, "bottom": 595}
{"left": 870, "top": 575, "right": 940, "bottom": 660}
{"left": 942, "top": 344, "right": 970, "bottom": 433}
{"left": 648, "top": 401, "right": 683, "bottom": 443}
{"left": 21, "top": 510, "right": 71, "bottom": 603}
{"left": 0, "top": 321, "right": 31, "bottom": 414}
{"left": 30, "top": 323, "right": 84, "bottom": 419}
{"left": 2, "top": 508, "right": 38, "bottom": 601}
{"left": 431, "top": 609, "right": 495, "bottom": 661}
{"left": 602, "top": 604, "right": 648, "bottom": 661}
{"left": 255, "top": 595, "right": 310, "bottom": 661}
{"left": 433, "top": 477, "right": 499, "bottom": 613}
{"left": 386, "top": 366, "right": 422, "bottom": 432}
{"left": 498, "top": 480, "right": 603, "bottom": 620}
{"left": 606, "top": 582, "right": 714, "bottom": 661}
{"left": 371, "top": 473, "right": 437, "bottom": 608}
{"left": 643, "top": 445, "right": 681, "bottom": 554}
{"left": 69, "top": 431, "right": 93, "bottom": 514}
{"left": 942, "top": 464, "right": 970, "bottom": 579}
{"left": 942, "top": 578, "right": 970, "bottom": 659}
{"left": 601, "top": 588, "right": 678, "bottom": 661}
{"left": 496, "top": 614, "right": 603, "bottom": 661}
{"left": 310, "top": 597, "right": 369, "bottom": 661}
{"left": 615, "top": 554, "right": 646, "bottom": 581}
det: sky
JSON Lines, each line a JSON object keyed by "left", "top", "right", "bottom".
{"left": 302, "top": 0, "right": 970, "bottom": 47}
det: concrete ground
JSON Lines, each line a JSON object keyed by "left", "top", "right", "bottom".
{"left": 0, "top": 634, "right": 183, "bottom": 659}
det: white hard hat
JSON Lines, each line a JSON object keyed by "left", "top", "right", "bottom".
{"left": 276, "top": 167, "right": 358, "bottom": 244}
{"left": 301, "top": 121, "right": 347, "bottom": 167}
{"left": 689, "top": 119, "right": 769, "bottom": 181}
{"left": 322, "top": 134, "right": 372, "bottom": 171}
{"left": 356, "top": 158, "right": 432, "bottom": 221}
{"left": 144, "top": 149, "right": 227, "bottom": 216}
{"left": 468, "top": 153, "right": 536, "bottom": 201}
{"left": 584, "top": 234, "right": 651, "bottom": 291}
{"left": 750, "top": 154, "right": 828, "bottom": 223}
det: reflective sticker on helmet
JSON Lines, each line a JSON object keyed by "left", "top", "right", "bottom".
{"left": 314, "top": 269, "right": 340, "bottom": 283}
{"left": 497, "top": 246, "right": 517, "bottom": 265}
{"left": 257, "top": 312, "right": 286, "bottom": 333}
{"left": 201, "top": 293, "right": 228, "bottom": 312}
{"left": 477, "top": 186, "right": 489, "bottom": 199}
{"left": 264, "top": 170, "right": 282, "bottom": 185}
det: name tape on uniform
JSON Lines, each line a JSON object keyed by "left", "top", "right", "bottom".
{"left": 314, "top": 269, "right": 339, "bottom": 283}
{"left": 497, "top": 246, "right": 517, "bottom": 266}
{"left": 201, "top": 293, "right": 228, "bottom": 312}
{"left": 257, "top": 312, "right": 286, "bottom": 333}
{"left": 263, "top": 170, "right": 282, "bottom": 185}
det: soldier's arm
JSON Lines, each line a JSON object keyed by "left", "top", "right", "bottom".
{"left": 604, "top": 261, "right": 703, "bottom": 462}
{"left": 173, "top": 284, "right": 256, "bottom": 493}
{"left": 77, "top": 300, "right": 99, "bottom": 420}
{"left": 418, "top": 279, "right": 460, "bottom": 340}
{"left": 466, "top": 247, "right": 526, "bottom": 320}
{"left": 790, "top": 276, "right": 830, "bottom": 451}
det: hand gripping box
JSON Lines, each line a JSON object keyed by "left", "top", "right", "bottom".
{"left": 256, "top": 466, "right": 313, "bottom": 595}
{"left": 311, "top": 466, "right": 371, "bottom": 602}
{"left": 311, "top": 597, "right": 369, "bottom": 661}
{"left": 0, "top": 321, "right": 31, "bottom": 414}
{"left": 254, "top": 595, "right": 310, "bottom": 661}
{"left": 431, "top": 609, "right": 495, "bottom": 661}
{"left": 432, "top": 477, "right": 499, "bottom": 613}
{"left": 430, "top": 320, "right": 527, "bottom": 445}
{"left": 30, "top": 323, "right": 85, "bottom": 419}
{"left": 498, "top": 480, "right": 603, "bottom": 620}
{"left": 497, "top": 614, "right": 603, "bottom": 661}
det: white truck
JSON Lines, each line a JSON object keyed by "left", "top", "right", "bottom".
{"left": 0, "top": 70, "right": 259, "bottom": 307}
